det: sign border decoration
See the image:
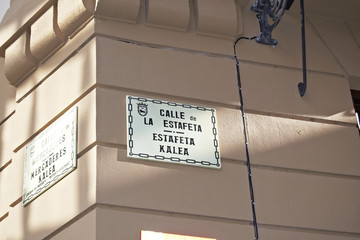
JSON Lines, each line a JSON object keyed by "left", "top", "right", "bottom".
{"left": 127, "top": 95, "right": 221, "bottom": 168}
{"left": 22, "top": 106, "right": 78, "bottom": 206}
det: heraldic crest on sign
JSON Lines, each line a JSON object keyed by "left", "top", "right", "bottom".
{"left": 137, "top": 103, "right": 148, "bottom": 116}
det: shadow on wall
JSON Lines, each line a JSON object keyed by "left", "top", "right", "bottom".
{"left": 246, "top": 114, "right": 360, "bottom": 176}
{"left": 5, "top": 49, "right": 360, "bottom": 239}
{"left": 94, "top": 118, "right": 360, "bottom": 234}
{"left": 237, "top": 61, "right": 357, "bottom": 123}
{"left": 0, "top": 58, "right": 15, "bottom": 121}
{"left": 0, "top": 58, "right": 16, "bottom": 168}
{"left": 0, "top": 1, "right": 359, "bottom": 236}
{"left": 13, "top": 30, "right": 96, "bottom": 239}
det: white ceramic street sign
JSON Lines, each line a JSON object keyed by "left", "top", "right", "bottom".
{"left": 23, "top": 107, "right": 77, "bottom": 206}
{"left": 126, "top": 96, "right": 221, "bottom": 169}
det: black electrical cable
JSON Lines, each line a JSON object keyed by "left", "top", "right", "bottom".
{"left": 233, "top": 36, "right": 259, "bottom": 240}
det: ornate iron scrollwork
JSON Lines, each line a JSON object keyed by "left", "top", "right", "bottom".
{"left": 251, "top": 0, "right": 293, "bottom": 45}
{"left": 251, "top": 0, "right": 307, "bottom": 97}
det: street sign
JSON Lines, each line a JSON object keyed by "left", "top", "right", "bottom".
{"left": 23, "top": 107, "right": 77, "bottom": 206}
{"left": 127, "top": 96, "right": 221, "bottom": 169}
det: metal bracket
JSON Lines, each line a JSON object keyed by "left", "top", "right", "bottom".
{"left": 251, "top": 0, "right": 279, "bottom": 45}
{"left": 251, "top": 0, "right": 307, "bottom": 97}
{"left": 251, "top": 0, "right": 289, "bottom": 46}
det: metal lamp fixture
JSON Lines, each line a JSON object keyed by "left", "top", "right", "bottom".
{"left": 251, "top": 0, "right": 295, "bottom": 46}
{"left": 251, "top": 0, "right": 307, "bottom": 97}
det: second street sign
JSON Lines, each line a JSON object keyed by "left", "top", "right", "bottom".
{"left": 23, "top": 107, "right": 77, "bottom": 206}
{"left": 126, "top": 95, "right": 221, "bottom": 169}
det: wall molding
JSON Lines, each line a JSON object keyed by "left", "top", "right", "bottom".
{"left": 0, "top": 0, "right": 243, "bottom": 86}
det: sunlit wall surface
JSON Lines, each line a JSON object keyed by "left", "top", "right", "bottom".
{"left": 0, "top": 0, "right": 359, "bottom": 239}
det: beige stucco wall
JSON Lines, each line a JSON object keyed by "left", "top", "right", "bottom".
{"left": 0, "top": 0, "right": 360, "bottom": 239}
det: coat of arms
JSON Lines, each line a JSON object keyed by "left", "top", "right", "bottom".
{"left": 137, "top": 103, "right": 148, "bottom": 116}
